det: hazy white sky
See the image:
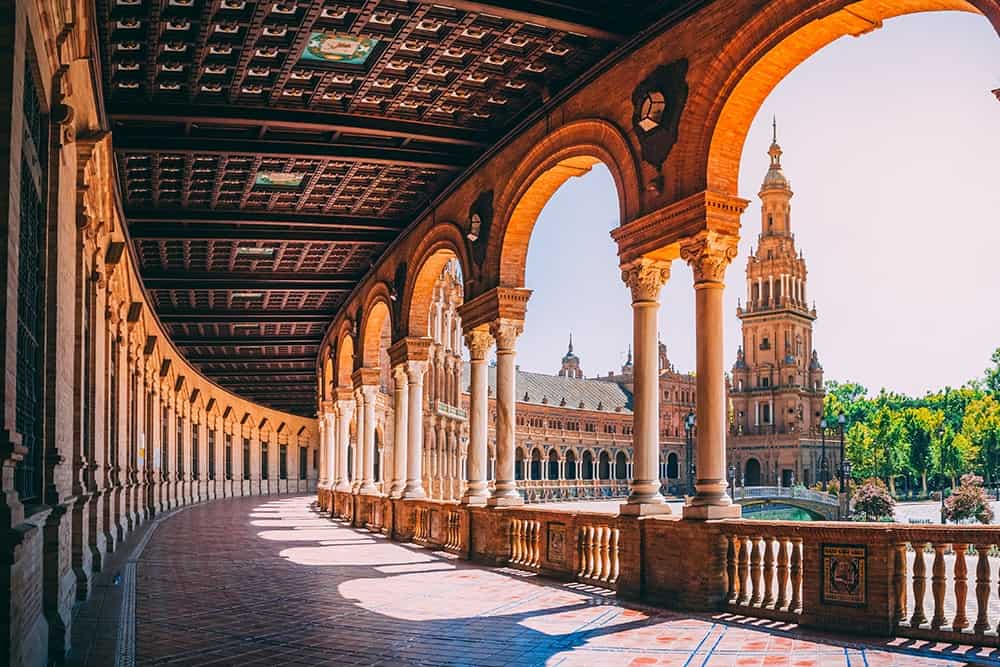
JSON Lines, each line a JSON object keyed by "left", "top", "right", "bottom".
{"left": 516, "top": 12, "right": 1000, "bottom": 397}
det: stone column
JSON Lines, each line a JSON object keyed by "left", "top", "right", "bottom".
{"left": 389, "top": 365, "right": 408, "bottom": 498}
{"left": 324, "top": 411, "right": 336, "bottom": 488}
{"left": 488, "top": 319, "right": 523, "bottom": 506}
{"left": 352, "top": 388, "right": 365, "bottom": 492}
{"left": 620, "top": 259, "right": 672, "bottom": 516}
{"left": 402, "top": 361, "right": 428, "bottom": 499}
{"left": 437, "top": 422, "right": 448, "bottom": 499}
{"left": 360, "top": 385, "right": 379, "bottom": 495}
{"left": 462, "top": 328, "right": 492, "bottom": 505}
{"left": 335, "top": 398, "right": 354, "bottom": 492}
{"left": 682, "top": 232, "right": 742, "bottom": 520}
{"left": 317, "top": 413, "right": 328, "bottom": 488}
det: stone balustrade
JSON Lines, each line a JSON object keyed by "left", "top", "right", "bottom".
{"left": 323, "top": 492, "right": 1000, "bottom": 650}
{"left": 519, "top": 479, "right": 630, "bottom": 503}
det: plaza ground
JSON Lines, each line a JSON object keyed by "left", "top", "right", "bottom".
{"left": 68, "top": 495, "right": 1000, "bottom": 666}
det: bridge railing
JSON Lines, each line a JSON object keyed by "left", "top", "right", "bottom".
{"left": 733, "top": 485, "right": 838, "bottom": 505}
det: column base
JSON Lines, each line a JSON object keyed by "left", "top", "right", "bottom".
{"left": 487, "top": 494, "right": 523, "bottom": 507}
{"left": 682, "top": 503, "right": 742, "bottom": 520}
{"left": 461, "top": 493, "right": 489, "bottom": 506}
{"left": 620, "top": 501, "right": 672, "bottom": 517}
{"left": 359, "top": 484, "right": 380, "bottom": 496}
{"left": 334, "top": 482, "right": 352, "bottom": 493}
{"left": 401, "top": 484, "right": 426, "bottom": 500}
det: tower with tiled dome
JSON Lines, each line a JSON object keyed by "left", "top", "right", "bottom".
{"left": 728, "top": 121, "right": 828, "bottom": 487}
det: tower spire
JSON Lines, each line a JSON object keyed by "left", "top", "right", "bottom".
{"left": 772, "top": 115, "right": 777, "bottom": 143}
{"left": 568, "top": 333, "right": 573, "bottom": 354}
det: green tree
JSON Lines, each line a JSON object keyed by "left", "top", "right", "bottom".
{"left": 903, "top": 407, "right": 941, "bottom": 496}
{"left": 868, "top": 404, "right": 907, "bottom": 495}
{"left": 935, "top": 428, "right": 976, "bottom": 488}
{"left": 985, "top": 347, "right": 1000, "bottom": 395}
{"left": 962, "top": 395, "right": 1000, "bottom": 486}
{"left": 845, "top": 422, "right": 878, "bottom": 480}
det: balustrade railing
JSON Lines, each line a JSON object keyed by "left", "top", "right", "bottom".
{"left": 721, "top": 525, "right": 803, "bottom": 620}
{"left": 444, "top": 510, "right": 462, "bottom": 552}
{"left": 893, "top": 528, "right": 1000, "bottom": 647}
{"left": 413, "top": 507, "right": 430, "bottom": 542}
{"left": 578, "top": 524, "right": 620, "bottom": 585}
{"left": 509, "top": 518, "right": 541, "bottom": 569}
{"left": 519, "top": 479, "right": 629, "bottom": 503}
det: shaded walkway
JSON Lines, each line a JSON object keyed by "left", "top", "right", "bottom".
{"left": 95, "top": 496, "right": 1000, "bottom": 665}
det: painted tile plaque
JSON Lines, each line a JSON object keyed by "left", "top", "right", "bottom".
{"left": 254, "top": 171, "right": 305, "bottom": 188}
{"left": 547, "top": 523, "right": 566, "bottom": 564}
{"left": 821, "top": 543, "right": 867, "bottom": 606}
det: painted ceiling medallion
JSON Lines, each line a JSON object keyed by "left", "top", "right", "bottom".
{"left": 255, "top": 172, "right": 306, "bottom": 188}
{"left": 299, "top": 32, "right": 380, "bottom": 66}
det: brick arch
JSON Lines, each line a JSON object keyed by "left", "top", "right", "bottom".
{"left": 402, "top": 228, "right": 467, "bottom": 338}
{"left": 334, "top": 321, "right": 356, "bottom": 389}
{"left": 322, "top": 354, "right": 334, "bottom": 402}
{"left": 674, "top": 0, "right": 995, "bottom": 198}
{"left": 359, "top": 285, "right": 393, "bottom": 369}
{"left": 488, "top": 119, "right": 641, "bottom": 289}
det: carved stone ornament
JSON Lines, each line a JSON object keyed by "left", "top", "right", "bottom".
{"left": 621, "top": 259, "right": 671, "bottom": 302}
{"left": 631, "top": 59, "right": 689, "bottom": 166}
{"left": 680, "top": 232, "right": 739, "bottom": 284}
{"left": 464, "top": 328, "right": 493, "bottom": 360}
{"left": 489, "top": 319, "right": 522, "bottom": 351}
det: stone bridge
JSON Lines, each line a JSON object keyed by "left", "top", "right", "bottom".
{"left": 732, "top": 486, "right": 844, "bottom": 520}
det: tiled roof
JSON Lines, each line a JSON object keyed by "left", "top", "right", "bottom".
{"left": 463, "top": 366, "right": 632, "bottom": 413}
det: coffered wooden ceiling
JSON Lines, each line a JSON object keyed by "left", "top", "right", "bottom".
{"left": 98, "top": 0, "right": 697, "bottom": 416}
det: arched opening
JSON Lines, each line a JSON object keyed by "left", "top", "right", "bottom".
{"left": 547, "top": 450, "right": 560, "bottom": 481}
{"left": 745, "top": 458, "right": 762, "bottom": 487}
{"left": 530, "top": 448, "right": 542, "bottom": 481}
{"left": 515, "top": 448, "right": 525, "bottom": 481}
{"left": 598, "top": 451, "right": 611, "bottom": 480}
{"left": 373, "top": 430, "right": 381, "bottom": 483}
{"left": 582, "top": 451, "right": 594, "bottom": 480}
{"left": 405, "top": 247, "right": 468, "bottom": 500}
{"left": 666, "top": 452, "right": 679, "bottom": 479}
{"left": 564, "top": 450, "right": 577, "bottom": 480}
{"left": 615, "top": 451, "right": 628, "bottom": 480}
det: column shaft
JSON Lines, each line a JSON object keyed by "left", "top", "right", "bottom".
{"left": 488, "top": 321, "right": 522, "bottom": 506}
{"left": 402, "top": 362, "right": 427, "bottom": 499}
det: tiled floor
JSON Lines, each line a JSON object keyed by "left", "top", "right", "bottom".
{"left": 78, "top": 495, "right": 1000, "bottom": 666}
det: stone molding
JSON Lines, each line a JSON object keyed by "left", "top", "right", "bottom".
{"left": 457, "top": 287, "right": 532, "bottom": 332}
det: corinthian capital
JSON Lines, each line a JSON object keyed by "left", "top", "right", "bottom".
{"left": 489, "top": 319, "right": 522, "bottom": 351}
{"left": 621, "top": 259, "right": 671, "bottom": 302}
{"left": 680, "top": 231, "right": 739, "bottom": 284}
{"left": 464, "top": 327, "right": 493, "bottom": 361}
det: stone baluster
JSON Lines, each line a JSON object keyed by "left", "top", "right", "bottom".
{"left": 609, "top": 529, "right": 620, "bottom": 583}
{"left": 762, "top": 537, "right": 776, "bottom": 608}
{"left": 910, "top": 543, "right": 927, "bottom": 627}
{"left": 953, "top": 543, "right": 969, "bottom": 631}
{"left": 750, "top": 537, "right": 764, "bottom": 606}
{"left": 930, "top": 543, "right": 947, "bottom": 630}
{"left": 737, "top": 537, "right": 751, "bottom": 606}
{"left": 775, "top": 537, "right": 789, "bottom": 611}
{"left": 726, "top": 535, "right": 738, "bottom": 603}
{"left": 789, "top": 538, "right": 802, "bottom": 612}
{"left": 893, "top": 542, "right": 908, "bottom": 625}
{"left": 973, "top": 543, "right": 992, "bottom": 635}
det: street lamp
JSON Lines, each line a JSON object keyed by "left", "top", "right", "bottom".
{"left": 819, "top": 418, "right": 829, "bottom": 491}
{"left": 685, "top": 411, "right": 696, "bottom": 497}
{"left": 728, "top": 463, "right": 736, "bottom": 496}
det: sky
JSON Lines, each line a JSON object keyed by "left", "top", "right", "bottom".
{"left": 516, "top": 12, "right": 1000, "bottom": 397}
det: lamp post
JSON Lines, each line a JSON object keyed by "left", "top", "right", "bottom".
{"left": 684, "top": 411, "right": 696, "bottom": 497}
{"left": 837, "top": 412, "right": 849, "bottom": 519}
{"left": 728, "top": 463, "right": 736, "bottom": 497}
{"left": 819, "top": 418, "right": 829, "bottom": 491}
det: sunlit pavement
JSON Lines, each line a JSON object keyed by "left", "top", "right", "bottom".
{"left": 122, "top": 495, "right": 999, "bottom": 666}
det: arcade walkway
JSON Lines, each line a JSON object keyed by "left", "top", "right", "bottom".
{"left": 66, "top": 496, "right": 1000, "bottom": 667}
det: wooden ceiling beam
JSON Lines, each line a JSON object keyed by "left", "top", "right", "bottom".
{"left": 203, "top": 368, "right": 317, "bottom": 377}
{"left": 110, "top": 104, "right": 491, "bottom": 147}
{"left": 126, "top": 208, "right": 406, "bottom": 231}
{"left": 160, "top": 310, "right": 334, "bottom": 323}
{"left": 114, "top": 134, "right": 470, "bottom": 170}
{"left": 129, "top": 223, "right": 397, "bottom": 243}
{"left": 188, "top": 356, "right": 316, "bottom": 364}
{"left": 172, "top": 336, "right": 321, "bottom": 346}
{"left": 142, "top": 271, "right": 357, "bottom": 291}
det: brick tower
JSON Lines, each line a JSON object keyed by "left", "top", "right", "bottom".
{"left": 728, "top": 121, "right": 827, "bottom": 487}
